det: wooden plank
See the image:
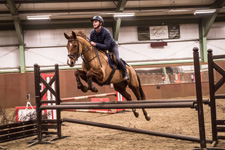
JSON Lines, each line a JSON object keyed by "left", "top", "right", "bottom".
{"left": 0, "top": 124, "right": 36, "bottom": 135}
{"left": 0, "top": 129, "right": 37, "bottom": 143}
{"left": 216, "top": 120, "right": 225, "bottom": 125}
{"left": 41, "top": 124, "right": 57, "bottom": 129}
{"left": 217, "top": 127, "right": 225, "bottom": 132}
{"left": 0, "top": 120, "right": 36, "bottom": 130}
{"left": 41, "top": 119, "right": 58, "bottom": 124}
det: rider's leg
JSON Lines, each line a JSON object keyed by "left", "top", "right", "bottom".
{"left": 110, "top": 45, "right": 130, "bottom": 80}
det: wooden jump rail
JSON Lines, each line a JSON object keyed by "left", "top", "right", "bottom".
{"left": 34, "top": 48, "right": 209, "bottom": 149}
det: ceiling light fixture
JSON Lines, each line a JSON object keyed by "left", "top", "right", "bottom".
{"left": 194, "top": 9, "right": 216, "bottom": 15}
{"left": 114, "top": 13, "right": 135, "bottom": 17}
{"left": 168, "top": 9, "right": 189, "bottom": 12}
{"left": 27, "top": 15, "right": 51, "bottom": 20}
{"left": 103, "top": 12, "right": 135, "bottom": 17}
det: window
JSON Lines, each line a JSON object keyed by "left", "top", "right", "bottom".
{"left": 137, "top": 27, "right": 150, "bottom": 41}
{"left": 168, "top": 25, "right": 180, "bottom": 39}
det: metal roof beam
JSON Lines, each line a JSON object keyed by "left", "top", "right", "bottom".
{"left": 113, "top": 0, "right": 127, "bottom": 41}
{"left": 1, "top": 13, "right": 225, "bottom": 31}
{"left": 6, "top": 0, "right": 25, "bottom": 73}
{"left": 0, "top": 5, "right": 210, "bottom": 14}
{"left": 210, "top": 0, "right": 225, "bottom": 8}
{"left": 1, "top": 0, "right": 159, "bottom": 4}
{"left": 203, "top": 0, "right": 225, "bottom": 37}
{"left": 198, "top": 0, "right": 225, "bottom": 62}
{"left": 6, "top": 0, "right": 23, "bottom": 44}
{"left": 116, "top": 0, "right": 127, "bottom": 12}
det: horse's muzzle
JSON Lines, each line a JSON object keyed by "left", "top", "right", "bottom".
{"left": 67, "top": 58, "right": 75, "bottom": 67}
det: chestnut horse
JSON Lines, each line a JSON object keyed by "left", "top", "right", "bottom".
{"left": 64, "top": 31, "right": 150, "bottom": 121}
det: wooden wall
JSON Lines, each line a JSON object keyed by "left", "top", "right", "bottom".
{"left": 1, "top": 61, "right": 225, "bottom": 109}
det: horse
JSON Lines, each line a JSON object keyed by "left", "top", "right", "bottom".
{"left": 64, "top": 31, "right": 150, "bottom": 121}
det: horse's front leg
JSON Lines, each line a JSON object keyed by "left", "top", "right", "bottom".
{"left": 86, "top": 70, "right": 98, "bottom": 93}
{"left": 74, "top": 69, "right": 88, "bottom": 93}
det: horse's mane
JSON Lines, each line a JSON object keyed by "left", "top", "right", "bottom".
{"left": 69, "top": 30, "right": 88, "bottom": 40}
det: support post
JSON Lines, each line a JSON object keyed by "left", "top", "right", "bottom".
{"left": 207, "top": 49, "right": 218, "bottom": 143}
{"left": 34, "top": 64, "right": 42, "bottom": 142}
{"left": 199, "top": 20, "right": 208, "bottom": 63}
{"left": 193, "top": 47, "right": 207, "bottom": 148}
{"left": 55, "top": 64, "right": 62, "bottom": 139}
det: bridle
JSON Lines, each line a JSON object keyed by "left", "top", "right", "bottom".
{"left": 67, "top": 38, "right": 95, "bottom": 66}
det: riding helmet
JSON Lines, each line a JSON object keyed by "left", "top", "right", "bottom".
{"left": 91, "top": 16, "right": 104, "bottom": 24}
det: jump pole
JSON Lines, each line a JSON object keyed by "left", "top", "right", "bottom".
{"left": 60, "top": 92, "right": 122, "bottom": 113}
{"left": 61, "top": 92, "right": 117, "bottom": 101}
{"left": 63, "top": 118, "right": 212, "bottom": 143}
{"left": 40, "top": 102, "right": 196, "bottom": 110}
{"left": 59, "top": 99, "right": 210, "bottom": 105}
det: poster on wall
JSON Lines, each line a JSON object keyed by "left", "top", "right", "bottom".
{"left": 150, "top": 26, "right": 169, "bottom": 40}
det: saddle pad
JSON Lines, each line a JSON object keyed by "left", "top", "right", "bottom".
{"left": 106, "top": 52, "right": 117, "bottom": 69}
{"left": 105, "top": 52, "right": 127, "bottom": 69}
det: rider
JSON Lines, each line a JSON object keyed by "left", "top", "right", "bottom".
{"left": 90, "top": 15, "right": 130, "bottom": 81}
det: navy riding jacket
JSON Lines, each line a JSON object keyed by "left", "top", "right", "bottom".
{"left": 90, "top": 27, "right": 117, "bottom": 51}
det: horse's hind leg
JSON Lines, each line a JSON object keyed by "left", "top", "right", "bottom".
{"left": 113, "top": 82, "right": 139, "bottom": 118}
{"left": 129, "top": 85, "right": 150, "bottom": 121}
{"left": 74, "top": 69, "right": 88, "bottom": 92}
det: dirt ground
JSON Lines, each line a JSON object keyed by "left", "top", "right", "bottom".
{"left": 1, "top": 97, "right": 225, "bottom": 150}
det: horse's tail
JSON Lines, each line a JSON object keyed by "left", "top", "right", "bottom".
{"left": 136, "top": 74, "right": 146, "bottom": 100}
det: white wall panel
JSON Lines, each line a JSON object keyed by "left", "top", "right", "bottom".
{"left": 208, "top": 22, "right": 225, "bottom": 39}
{"left": 207, "top": 22, "right": 225, "bottom": 55}
{"left": 25, "top": 47, "right": 67, "bottom": 67}
{"left": 24, "top": 28, "right": 92, "bottom": 47}
{"left": 0, "top": 23, "right": 225, "bottom": 70}
{"left": 119, "top": 41, "right": 199, "bottom": 62}
{"left": 0, "top": 47, "right": 20, "bottom": 68}
{"left": 24, "top": 28, "right": 93, "bottom": 67}
{"left": 118, "top": 27, "right": 138, "bottom": 42}
{"left": 180, "top": 24, "right": 199, "bottom": 39}
{"left": 0, "top": 31, "right": 18, "bottom": 45}
{"left": 207, "top": 40, "right": 225, "bottom": 55}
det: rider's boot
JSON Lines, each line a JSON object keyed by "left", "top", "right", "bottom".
{"left": 117, "top": 59, "right": 130, "bottom": 81}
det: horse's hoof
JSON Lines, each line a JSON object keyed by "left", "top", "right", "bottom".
{"left": 81, "top": 86, "right": 88, "bottom": 93}
{"left": 77, "top": 84, "right": 83, "bottom": 89}
{"left": 145, "top": 115, "right": 151, "bottom": 121}
{"left": 91, "top": 87, "right": 98, "bottom": 93}
{"left": 133, "top": 112, "right": 139, "bottom": 118}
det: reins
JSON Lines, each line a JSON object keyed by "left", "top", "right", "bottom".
{"left": 67, "top": 37, "right": 102, "bottom": 68}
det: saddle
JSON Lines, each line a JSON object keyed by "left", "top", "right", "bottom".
{"left": 105, "top": 50, "right": 128, "bottom": 69}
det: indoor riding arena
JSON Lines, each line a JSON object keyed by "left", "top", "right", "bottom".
{"left": 1, "top": 0, "right": 225, "bottom": 150}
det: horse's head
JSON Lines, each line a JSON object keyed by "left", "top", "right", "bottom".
{"left": 64, "top": 31, "right": 82, "bottom": 67}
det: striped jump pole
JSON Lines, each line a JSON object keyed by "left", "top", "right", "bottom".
{"left": 61, "top": 92, "right": 117, "bottom": 101}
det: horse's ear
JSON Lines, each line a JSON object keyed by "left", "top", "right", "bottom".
{"left": 72, "top": 31, "right": 77, "bottom": 39}
{"left": 64, "top": 33, "right": 70, "bottom": 39}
